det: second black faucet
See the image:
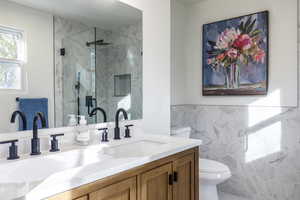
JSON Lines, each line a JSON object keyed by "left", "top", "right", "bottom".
{"left": 31, "top": 112, "right": 47, "bottom": 155}
{"left": 114, "top": 108, "right": 128, "bottom": 140}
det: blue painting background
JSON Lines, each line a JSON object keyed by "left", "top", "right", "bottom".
{"left": 203, "top": 12, "right": 268, "bottom": 87}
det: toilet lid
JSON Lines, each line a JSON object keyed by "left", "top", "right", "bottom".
{"left": 199, "top": 159, "right": 230, "bottom": 173}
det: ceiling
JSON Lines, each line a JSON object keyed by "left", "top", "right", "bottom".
{"left": 5, "top": 0, "right": 142, "bottom": 30}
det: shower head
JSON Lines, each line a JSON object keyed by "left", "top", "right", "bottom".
{"left": 86, "top": 39, "right": 111, "bottom": 47}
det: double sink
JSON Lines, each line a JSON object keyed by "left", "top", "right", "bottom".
{"left": 0, "top": 139, "right": 165, "bottom": 184}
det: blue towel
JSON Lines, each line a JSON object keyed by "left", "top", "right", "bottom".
{"left": 18, "top": 98, "right": 49, "bottom": 130}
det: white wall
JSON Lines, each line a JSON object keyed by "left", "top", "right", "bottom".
{"left": 171, "top": 0, "right": 187, "bottom": 105}
{"left": 120, "top": 0, "right": 171, "bottom": 134}
{"left": 172, "top": 0, "right": 298, "bottom": 107}
{"left": 0, "top": 1, "right": 54, "bottom": 132}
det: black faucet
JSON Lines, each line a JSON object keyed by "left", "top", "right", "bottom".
{"left": 10, "top": 111, "right": 27, "bottom": 131}
{"left": 89, "top": 107, "right": 107, "bottom": 122}
{"left": 0, "top": 140, "right": 20, "bottom": 160}
{"left": 31, "top": 112, "right": 46, "bottom": 155}
{"left": 50, "top": 133, "right": 64, "bottom": 152}
{"left": 114, "top": 108, "right": 128, "bottom": 140}
{"left": 98, "top": 127, "right": 109, "bottom": 142}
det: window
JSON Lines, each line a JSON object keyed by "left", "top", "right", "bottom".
{"left": 0, "top": 26, "right": 25, "bottom": 90}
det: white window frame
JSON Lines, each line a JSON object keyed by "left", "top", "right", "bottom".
{"left": 0, "top": 25, "right": 26, "bottom": 91}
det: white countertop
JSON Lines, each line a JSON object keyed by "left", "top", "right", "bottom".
{"left": 0, "top": 133, "right": 201, "bottom": 200}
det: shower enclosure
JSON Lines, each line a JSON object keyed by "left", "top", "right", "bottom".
{"left": 58, "top": 21, "right": 143, "bottom": 126}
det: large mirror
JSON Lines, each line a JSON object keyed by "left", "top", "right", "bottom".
{"left": 0, "top": 0, "right": 143, "bottom": 133}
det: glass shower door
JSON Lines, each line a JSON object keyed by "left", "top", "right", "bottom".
{"left": 61, "top": 28, "right": 96, "bottom": 126}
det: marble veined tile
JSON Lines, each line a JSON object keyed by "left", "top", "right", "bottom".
{"left": 171, "top": 105, "right": 300, "bottom": 200}
{"left": 219, "top": 192, "right": 251, "bottom": 200}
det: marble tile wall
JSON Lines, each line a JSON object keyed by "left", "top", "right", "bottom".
{"left": 171, "top": 105, "right": 300, "bottom": 200}
{"left": 95, "top": 23, "right": 143, "bottom": 122}
{"left": 220, "top": 192, "right": 251, "bottom": 200}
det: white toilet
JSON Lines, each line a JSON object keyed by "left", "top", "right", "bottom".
{"left": 171, "top": 127, "right": 231, "bottom": 200}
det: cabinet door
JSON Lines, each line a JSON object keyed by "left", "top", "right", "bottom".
{"left": 89, "top": 177, "right": 137, "bottom": 200}
{"left": 75, "top": 196, "right": 88, "bottom": 200}
{"left": 173, "top": 153, "right": 195, "bottom": 200}
{"left": 140, "top": 163, "right": 173, "bottom": 200}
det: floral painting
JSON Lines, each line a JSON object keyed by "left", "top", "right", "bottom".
{"left": 203, "top": 11, "right": 269, "bottom": 95}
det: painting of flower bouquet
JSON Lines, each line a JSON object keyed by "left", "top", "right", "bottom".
{"left": 203, "top": 11, "right": 269, "bottom": 95}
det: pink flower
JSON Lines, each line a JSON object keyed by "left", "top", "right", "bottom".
{"left": 216, "top": 28, "right": 240, "bottom": 50}
{"left": 233, "top": 34, "right": 253, "bottom": 50}
{"left": 253, "top": 49, "right": 265, "bottom": 63}
{"left": 226, "top": 48, "right": 238, "bottom": 59}
{"left": 207, "top": 59, "right": 213, "bottom": 65}
{"left": 217, "top": 53, "right": 225, "bottom": 61}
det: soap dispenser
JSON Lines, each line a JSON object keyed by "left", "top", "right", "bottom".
{"left": 68, "top": 114, "right": 77, "bottom": 126}
{"left": 79, "top": 115, "right": 87, "bottom": 126}
{"left": 76, "top": 115, "right": 90, "bottom": 146}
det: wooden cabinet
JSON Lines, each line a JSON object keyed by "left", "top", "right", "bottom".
{"left": 173, "top": 153, "right": 195, "bottom": 200}
{"left": 90, "top": 177, "right": 137, "bottom": 200}
{"left": 48, "top": 147, "right": 199, "bottom": 200}
{"left": 74, "top": 196, "right": 88, "bottom": 200}
{"left": 140, "top": 163, "right": 173, "bottom": 200}
{"left": 139, "top": 153, "right": 196, "bottom": 200}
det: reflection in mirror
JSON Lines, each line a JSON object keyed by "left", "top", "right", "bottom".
{"left": 55, "top": 11, "right": 143, "bottom": 127}
{"left": 0, "top": 0, "right": 142, "bottom": 133}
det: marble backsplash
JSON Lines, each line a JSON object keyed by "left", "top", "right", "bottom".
{"left": 171, "top": 105, "right": 300, "bottom": 200}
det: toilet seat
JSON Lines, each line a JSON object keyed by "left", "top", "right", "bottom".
{"left": 199, "top": 159, "right": 230, "bottom": 173}
{"left": 199, "top": 159, "right": 231, "bottom": 181}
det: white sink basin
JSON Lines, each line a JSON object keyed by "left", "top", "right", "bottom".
{"left": 103, "top": 140, "right": 165, "bottom": 158}
{"left": 0, "top": 140, "right": 165, "bottom": 184}
{"left": 0, "top": 145, "right": 111, "bottom": 183}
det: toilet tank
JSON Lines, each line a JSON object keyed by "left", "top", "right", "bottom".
{"left": 171, "top": 127, "right": 192, "bottom": 138}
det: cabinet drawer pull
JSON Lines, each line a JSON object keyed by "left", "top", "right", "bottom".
{"left": 173, "top": 171, "right": 178, "bottom": 182}
{"left": 169, "top": 174, "right": 173, "bottom": 185}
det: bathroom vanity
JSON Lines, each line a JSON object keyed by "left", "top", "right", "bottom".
{"left": 49, "top": 146, "right": 199, "bottom": 200}
{"left": 0, "top": 133, "right": 201, "bottom": 200}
